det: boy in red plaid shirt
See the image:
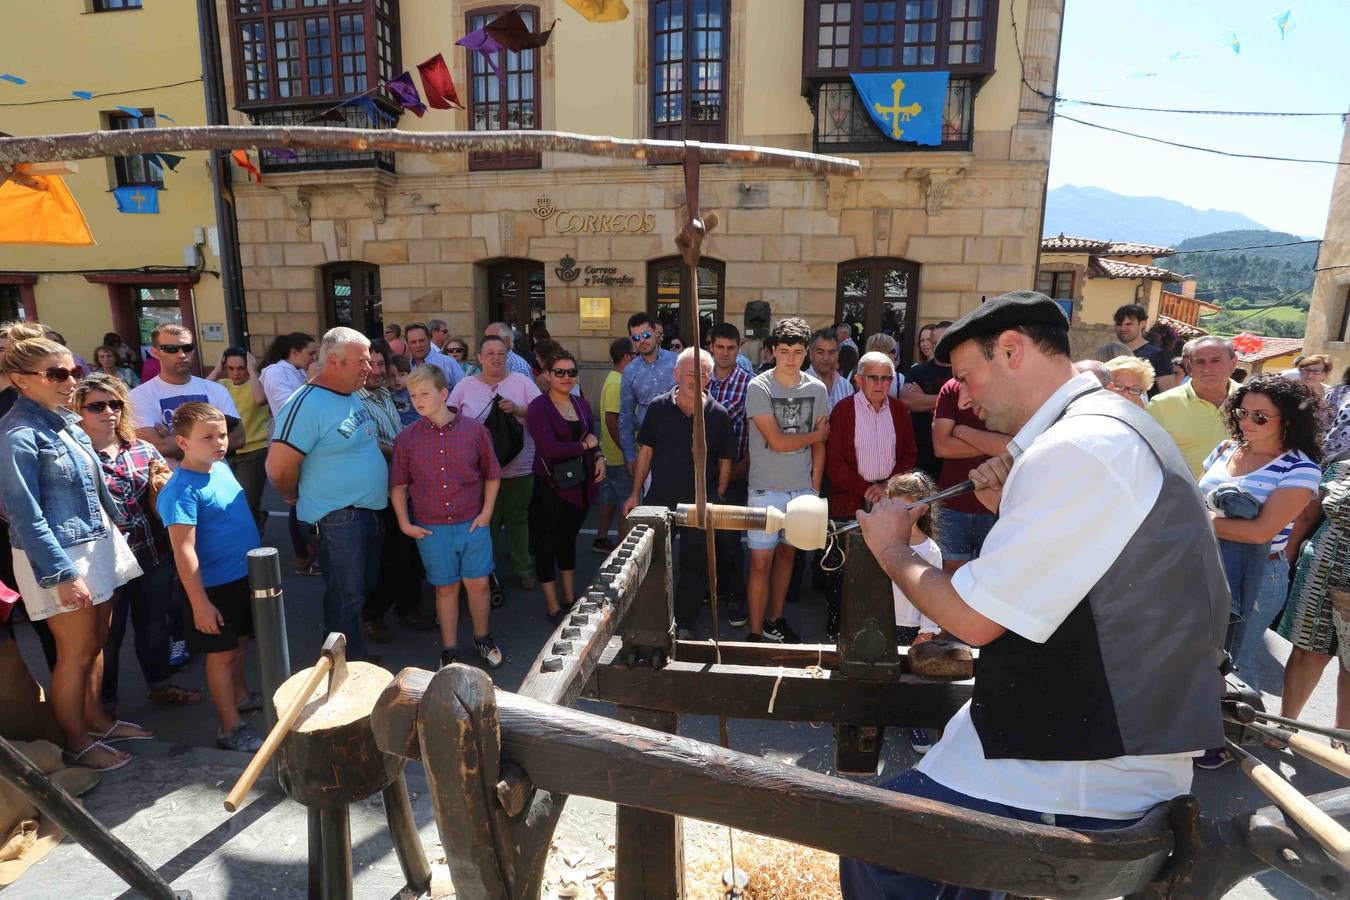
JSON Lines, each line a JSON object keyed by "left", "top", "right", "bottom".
{"left": 391, "top": 365, "right": 503, "bottom": 669}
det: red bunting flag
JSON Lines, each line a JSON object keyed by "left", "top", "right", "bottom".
{"left": 230, "top": 150, "right": 262, "bottom": 184}
{"left": 416, "top": 53, "right": 463, "bottom": 110}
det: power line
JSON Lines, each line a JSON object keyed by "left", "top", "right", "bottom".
{"left": 0, "top": 77, "right": 202, "bottom": 109}
{"left": 1057, "top": 114, "right": 1350, "bottom": 166}
{"left": 1056, "top": 97, "right": 1347, "bottom": 118}
{"left": 1169, "top": 239, "right": 1322, "bottom": 254}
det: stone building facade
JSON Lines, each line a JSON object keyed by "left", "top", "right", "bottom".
{"left": 1303, "top": 113, "right": 1350, "bottom": 369}
{"left": 221, "top": 0, "right": 1063, "bottom": 393}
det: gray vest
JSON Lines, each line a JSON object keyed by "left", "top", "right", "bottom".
{"left": 972, "top": 388, "right": 1229, "bottom": 760}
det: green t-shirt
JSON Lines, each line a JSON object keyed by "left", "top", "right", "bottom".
{"left": 600, "top": 369, "right": 624, "bottom": 467}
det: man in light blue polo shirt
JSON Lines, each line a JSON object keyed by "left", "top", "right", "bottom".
{"left": 267, "top": 326, "right": 388, "bottom": 661}
{"left": 619, "top": 312, "right": 678, "bottom": 474}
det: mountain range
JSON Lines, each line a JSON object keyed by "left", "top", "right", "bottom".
{"left": 1043, "top": 185, "right": 1270, "bottom": 247}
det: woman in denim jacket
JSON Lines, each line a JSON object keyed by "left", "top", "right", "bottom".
{"left": 0, "top": 324, "right": 145, "bottom": 771}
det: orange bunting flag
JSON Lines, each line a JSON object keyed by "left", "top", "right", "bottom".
{"left": 231, "top": 149, "right": 263, "bottom": 184}
{"left": 0, "top": 174, "right": 95, "bottom": 246}
{"left": 562, "top": 0, "right": 629, "bottom": 22}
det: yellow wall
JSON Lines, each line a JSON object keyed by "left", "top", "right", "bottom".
{"left": 0, "top": 2, "right": 227, "bottom": 358}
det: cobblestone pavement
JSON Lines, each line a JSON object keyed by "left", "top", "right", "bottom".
{"left": 6, "top": 504, "right": 1339, "bottom": 898}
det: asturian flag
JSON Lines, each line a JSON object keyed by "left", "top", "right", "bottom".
{"left": 849, "top": 71, "right": 949, "bottom": 146}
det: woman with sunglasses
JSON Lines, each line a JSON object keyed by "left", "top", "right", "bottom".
{"left": 0, "top": 324, "right": 146, "bottom": 771}
{"left": 525, "top": 347, "right": 604, "bottom": 623}
{"left": 1103, "top": 355, "right": 1154, "bottom": 410}
{"left": 76, "top": 373, "right": 203, "bottom": 712}
{"left": 1194, "top": 376, "right": 1321, "bottom": 768}
{"left": 445, "top": 338, "right": 479, "bottom": 376}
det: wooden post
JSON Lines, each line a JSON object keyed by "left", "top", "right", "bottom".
{"left": 834, "top": 528, "right": 901, "bottom": 774}
{"left": 619, "top": 507, "right": 674, "bottom": 668}
{"left": 614, "top": 706, "right": 685, "bottom": 900}
{"left": 382, "top": 774, "right": 432, "bottom": 895}
{"left": 318, "top": 805, "right": 353, "bottom": 900}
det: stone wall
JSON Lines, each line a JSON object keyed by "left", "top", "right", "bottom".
{"left": 236, "top": 155, "right": 1050, "bottom": 380}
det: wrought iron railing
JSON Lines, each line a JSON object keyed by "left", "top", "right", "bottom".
{"left": 811, "top": 77, "right": 976, "bottom": 154}
{"left": 246, "top": 104, "right": 397, "bottom": 173}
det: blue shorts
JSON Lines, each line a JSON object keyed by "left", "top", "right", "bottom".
{"left": 936, "top": 508, "right": 996, "bottom": 562}
{"left": 600, "top": 464, "right": 633, "bottom": 506}
{"left": 746, "top": 487, "right": 815, "bottom": 551}
{"left": 413, "top": 520, "right": 495, "bottom": 586}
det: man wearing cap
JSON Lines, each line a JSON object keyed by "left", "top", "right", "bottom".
{"left": 840, "top": 291, "right": 1228, "bottom": 899}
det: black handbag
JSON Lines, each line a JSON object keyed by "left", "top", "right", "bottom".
{"left": 549, "top": 455, "right": 586, "bottom": 491}
{"left": 480, "top": 396, "right": 524, "bottom": 466}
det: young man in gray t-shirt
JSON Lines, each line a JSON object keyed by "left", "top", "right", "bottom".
{"left": 744, "top": 317, "right": 829, "bottom": 643}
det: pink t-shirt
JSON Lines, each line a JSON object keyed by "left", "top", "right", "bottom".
{"left": 448, "top": 373, "right": 542, "bottom": 478}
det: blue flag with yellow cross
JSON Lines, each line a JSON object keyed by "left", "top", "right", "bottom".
{"left": 849, "top": 71, "right": 949, "bottom": 146}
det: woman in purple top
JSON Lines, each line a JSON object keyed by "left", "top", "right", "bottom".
{"left": 526, "top": 348, "right": 604, "bottom": 623}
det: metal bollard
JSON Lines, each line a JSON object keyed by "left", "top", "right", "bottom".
{"left": 247, "top": 547, "right": 292, "bottom": 733}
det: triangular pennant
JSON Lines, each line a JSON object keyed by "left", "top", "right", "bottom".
{"left": 485, "top": 10, "right": 557, "bottom": 52}
{"left": 0, "top": 175, "right": 94, "bottom": 245}
{"left": 562, "top": 0, "right": 629, "bottom": 22}
{"left": 72, "top": 90, "right": 94, "bottom": 100}
{"left": 115, "top": 105, "right": 145, "bottom": 118}
{"left": 306, "top": 107, "right": 348, "bottom": 124}
{"left": 383, "top": 72, "right": 427, "bottom": 117}
{"left": 144, "top": 153, "right": 184, "bottom": 171}
{"left": 457, "top": 26, "right": 502, "bottom": 77}
{"left": 0, "top": 74, "right": 26, "bottom": 86}
{"left": 416, "top": 53, "right": 463, "bottom": 110}
{"left": 263, "top": 147, "right": 298, "bottom": 160}
{"left": 230, "top": 149, "right": 262, "bottom": 184}
{"left": 158, "top": 113, "right": 176, "bottom": 123}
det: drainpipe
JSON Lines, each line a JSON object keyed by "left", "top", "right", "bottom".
{"left": 196, "top": 0, "right": 248, "bottom": 348}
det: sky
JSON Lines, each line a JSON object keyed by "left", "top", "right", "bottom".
{"left": 1047, "top": 0, "right": 1349, "bottom": 237}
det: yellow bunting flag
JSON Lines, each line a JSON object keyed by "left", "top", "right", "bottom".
{"left": 0, "top": 175, "right": 94, "bottom": 246}
{"left": 562, "top": 0, "right": 629, "bottom": 23}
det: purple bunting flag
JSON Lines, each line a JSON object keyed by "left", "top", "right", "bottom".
{"left": 383, "top": 72, "right": 426, "bottom": 117}
{"left": 456, "top": 26, "right": 503, "bottom": 77}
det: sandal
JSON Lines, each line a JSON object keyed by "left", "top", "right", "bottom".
{"left": 63, "top": 740, "right": 132, "bottom": 772}
{"left": 88, "top": 720, "right": 153, "bottom": 743}
{"left": 148, "top": 683, "right": 202, "bottom": 705}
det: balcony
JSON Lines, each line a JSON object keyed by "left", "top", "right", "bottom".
{"left": 810, "top": 78, "right": 975, "bottom": 154}
{"left": 245, "top": 103, "right": 396, "bottom": 174}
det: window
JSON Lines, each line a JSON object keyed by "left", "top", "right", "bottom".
{"left": 835, "top": 258, "right": 920, "bottom": 367}
{"left": 1036, "top": 270, "right": 1075, "bottom": 323}
{"left": 248, "top": 103, "right": 395, "bottom": 172}
{"left": 0, "top": 286, "right": 26, "bottom": 322}
{"left": 94, "top": 0, "right": 142, "bottom": 9}
{"left": 467, "top": 6, "right": 542, "bottom": 171}
{"left": 487, "top": 259, "right": 547, "bottom": 343}
{"left": 107, "top": 110, "right": 163, "bottom": 187}
{"left": 1338, "top": 286, "right": 1350, "bottom": 343}
{"left": 227, "top": 0, "right": 399, "bottom": 107}
{"left": 812, "top": 77, "right": 975, "bottom": 152}
{"left": 323, "top": 262, "right": 382, "bottom": 339}
{"left": 804, "top": 0, "right": 997, "bottom": 79}
{"left": 647, "top": 256, "right": 725, "bottom": 347}
{"left": 651, "top": 0, "right": 729, "bottom": 143}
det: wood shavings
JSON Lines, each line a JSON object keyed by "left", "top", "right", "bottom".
{"left": 684, "top": 820, "right": 842, "bottom": 899}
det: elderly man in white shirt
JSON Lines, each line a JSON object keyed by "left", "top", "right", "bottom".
{"left": 841, "top": 291, "right": 1228, "bottom": 899}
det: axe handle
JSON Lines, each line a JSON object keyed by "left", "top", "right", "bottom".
{"left": 1289, "top": 732, "right": 1350, "bottom": 780}
{"left": 224, "top": 655, "right": 333, "bottom": 813}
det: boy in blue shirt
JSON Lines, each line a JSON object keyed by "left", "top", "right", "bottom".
{"left": 158, "top": 402, "right": 263, "bottom": 753}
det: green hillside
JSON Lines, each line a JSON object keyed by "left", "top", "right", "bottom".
{"left": 1167, "top": 229, "right": 1317, "bottom": 305}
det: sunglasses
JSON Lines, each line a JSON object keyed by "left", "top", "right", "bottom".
{"left": 551, "top": 367, "right": 579, "bottom": 378}
{"left": 1108, "top": 382, "right": 1145, "bottom": 397}
{"left": 447, "top": 346, "right": 467, "bottom": 355}
{"left": 156, "top": 343, "right": 195, "bottom": 355}
{"left": 1234, "top": 408, "right": 1275, "bottom": 425}
{"left": 82, "top": 399, "right": 125, "bottom": 413}
{"left": 21, "top": 365, "right": 84, "bottom": 383}
{"left": 862, "top": 374, "right": 894, "bottom": 384}
{"left": 629, "top": 331, "right": 653, "bottom": 343}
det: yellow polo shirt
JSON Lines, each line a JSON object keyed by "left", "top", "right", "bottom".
{"left": 224, "top": 378, "right": 271, "bottom": 455}
{"left": 1147, "top": 379, "right": 1240, "bottom": 480}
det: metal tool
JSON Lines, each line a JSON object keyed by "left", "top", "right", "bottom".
{"left": 830, "top": 479, "right": 978, "bottom": 538}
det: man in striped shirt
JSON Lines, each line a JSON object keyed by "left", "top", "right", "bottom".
{"left": 485, "top": 321, "right": 536, "bottom": 378}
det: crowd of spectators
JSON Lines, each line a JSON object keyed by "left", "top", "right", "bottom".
{"left": 6, "top": 295, "right": 1350, "bottom": 777}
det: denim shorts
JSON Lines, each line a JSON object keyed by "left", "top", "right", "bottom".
{"left": 746, "top": 487, "right": 815, "bottom": 551}
{"left": 414, "top": 520, "right": 495, "bottom": 586}
{"left": 936, "top": 508, "right": 996, "bottom": 562}
{"left": 600, "top": 464, "right": 633, "bottom": 506}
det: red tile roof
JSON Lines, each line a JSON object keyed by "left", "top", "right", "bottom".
{"left": 1157, "top": 315, "right": 1207, "bottom": 339}
{"left": 1088, "top": 257, "right": 1184, "bottom": 283}
{"left": 1041, "top": 235, "right": 1112, "bottom": 253}
{"left": 1103, "top": 241, "right": 1176, "bottom": 258}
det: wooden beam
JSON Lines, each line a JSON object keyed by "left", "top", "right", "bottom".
{"left": 0, "top": 126, "right": 861, "bottom": 176}
{"left": 587, "top": 661, "right": 972, "bottom": 727}
{"left": 614, "top": 706, "right": 685, "bottom": 900}
{"left": 497, "top": 688, "right": 1175, "bottom": 898}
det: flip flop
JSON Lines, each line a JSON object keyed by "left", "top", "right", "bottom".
{"left": 62, "top": 740, "right": 133, "bottom": 772}
{"left": 88, "top": 720, "right": 153, "bottom": 743}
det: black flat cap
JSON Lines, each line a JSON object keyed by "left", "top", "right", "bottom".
{"left": 934, "top": 290, "right": 1069, "bottom": 364}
